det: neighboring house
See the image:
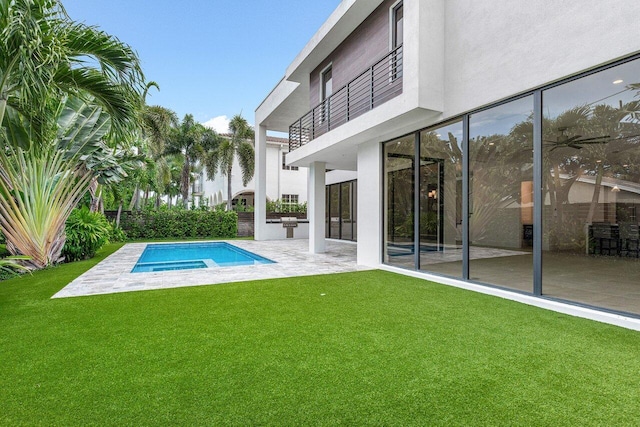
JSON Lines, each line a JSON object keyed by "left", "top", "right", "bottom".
{"left": 197, "top": 136, "right": 307, "bottom": 210}
{"left": 254, "top": 0, "right": 640, "bottom": 324}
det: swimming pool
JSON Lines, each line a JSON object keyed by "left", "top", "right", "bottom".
{"left": 131, "top": 242, "right": 274, "bottom": 273}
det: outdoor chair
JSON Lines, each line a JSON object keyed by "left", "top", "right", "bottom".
{"left": 619, "top": 223, "right": 640, "bottom": 258}
{"left": 591, "top": 223, "right": 618, "bottom": 256}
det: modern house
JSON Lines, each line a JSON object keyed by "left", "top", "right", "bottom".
{"left": 199, "top": 135, "right": 308, "bottom": 213}
{"left": 254, "top": 0, "right": 640, "bottom": 325}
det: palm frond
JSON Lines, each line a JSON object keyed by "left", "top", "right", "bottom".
{"left": 54, "top": 65, "right": 138, "bottom": 140}
{"left": 237, "top": 141, "right": 255, "bottom": 186}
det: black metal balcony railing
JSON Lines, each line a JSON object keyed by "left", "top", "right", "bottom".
{"left": 289, "top": 45, "right": 403, "bottom": 151}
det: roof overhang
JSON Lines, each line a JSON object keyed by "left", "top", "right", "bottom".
{"left": 256, "top": 0, "right": 385, "bottom": 133}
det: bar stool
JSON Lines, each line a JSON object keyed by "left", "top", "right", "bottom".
{"left": 592, "top": 223, "right": 618, "bottom": 256}
{"left": 619, "top": 223, "right": 640, "bottom": 258}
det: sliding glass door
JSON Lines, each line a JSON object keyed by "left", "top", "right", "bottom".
{"left": 419, "top": 121, "right": 464, "bottom": 278}
{"left": 468, "top": 96, "right": 534, "bottom": 292}
{"left": 381, "top": 55, "right": 640, "bottom": 316}
{"left": 384, "top": 135, "right": 415, "bottom": 269}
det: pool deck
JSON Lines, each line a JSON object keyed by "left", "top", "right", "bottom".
{"left": 53, "top": 239, "right": 367, "bottom": 298}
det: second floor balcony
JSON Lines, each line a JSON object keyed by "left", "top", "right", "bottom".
{"left": 289, "top": 45, "right": 403, "bottom": 152}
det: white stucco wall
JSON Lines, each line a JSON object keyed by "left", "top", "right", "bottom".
{"left": 442, "top": 0, "right": 640, "bottom": 119}
{"left": 326, "top": 170, "right": 357, "bottom": 185}
{"left": 259, "top": 222, "right": 310, "bottom": 240}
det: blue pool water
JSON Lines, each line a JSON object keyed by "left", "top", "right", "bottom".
{"left": 132, "top": 242, "right": 274, "bottom": 273}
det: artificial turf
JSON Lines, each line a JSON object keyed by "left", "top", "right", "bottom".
{"left": 1, "top": 243, "right": 640, "bottom": 425}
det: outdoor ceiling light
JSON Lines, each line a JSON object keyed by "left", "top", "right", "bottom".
{"left": 611, "top": 185, "right": 621, "bottom": 192}
{"left": 613, "top": 79, "right": 624, "bottom": 84}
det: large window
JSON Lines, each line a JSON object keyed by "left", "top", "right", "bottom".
{"left": 541, "top": 58, "right": 640, "bottom": 313}
{"left": 282, "top": 194, "right": 298, "bottom": 210}
{"left": 419, "top": 121, "right": 464, "bottom": 278}
{"left": 382, "top": 54, "right": 640, "bottom": 316}
{"left": 384, "top": 135, "right": 415, "bottom": 269}
{"left": 325, "top": 181, "right": 357, "bottom": 241}
{"left": 392, "top": 2, "right": 403, "bottom": 49}
{"left": 322, "top": 66, "right": 333, "bottom": 100}
{"left": 469, "top": 96, "right": 534, "bottom": 291}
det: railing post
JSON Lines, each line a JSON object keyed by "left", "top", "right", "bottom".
{"left": 370, "top": 65, "right": 375, "bottom": 110}
{"left": 346, "top": 83, "right": 350, "bottom": 122}
{"left": 289, "top": 48, "right": 402, "bottom": 149}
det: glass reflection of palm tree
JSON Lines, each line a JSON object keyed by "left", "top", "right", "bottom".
{"left": 543, "top": 89, "right": 640, "bottom": 252}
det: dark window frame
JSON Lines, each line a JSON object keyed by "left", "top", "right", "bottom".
{"left": 381, "top": 51, "right": 640, "bottom": 319}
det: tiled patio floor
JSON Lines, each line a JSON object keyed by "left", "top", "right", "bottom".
{"left": 53, "top": 239, "right": 367, "bottom": 298}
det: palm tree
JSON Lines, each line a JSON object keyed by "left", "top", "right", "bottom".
{"left": 205, "top": 114, "right": 255, "bottom": 211}
{"left": 165, "top": 114, "right": 219, "bottom": 207}
{"left": 138, "top": 89, "right": 178, "bottom": 210}
{"left": 0, "top": 0, "right": 144, "bottom": 142}
{"left": 0, "top": 0, "right": 144, "bottom": 268}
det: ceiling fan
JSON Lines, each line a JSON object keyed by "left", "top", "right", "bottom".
{"left": 544, "top": 127, "right": 609, "bottom": 151}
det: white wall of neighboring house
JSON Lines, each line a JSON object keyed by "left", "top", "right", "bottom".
{"left": 200, "top": 137, "right": 307, "bottom": 208}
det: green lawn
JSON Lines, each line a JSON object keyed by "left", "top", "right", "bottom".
{"left": 1, "top": 244, "right": 640, "bottom": 425}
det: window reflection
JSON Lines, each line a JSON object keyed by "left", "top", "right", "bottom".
{"left": 419, "top": 121, "right": 463, "bottom": 278}
{"left": 384, "top": 135, "right": 415, "bottom": 268}
{"left": 542, "top": 59, "right": 640, "bottom": 314}
{"left": 469, "top": 96, "right": 534, "bottom": 291}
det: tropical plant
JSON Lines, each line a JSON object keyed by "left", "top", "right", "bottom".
{"left": 165, "top": 114, "right": 219, "bottom": 207}
{"left": 108, "top": 222, "right": 127, "bottom": 242}
{"left": 128, "top": 82, "right": 177, "bottom": 211}
{"left": 205, "top": 114, "right": 255, "bottom": 211}
{"left": 0, "top": 256, "right": 30, "bottom": 279}
{"left": 0, "top": 97, "right": 124, "bottom": 268}
{"left": 61, "top": 207, "right": 111, "bottom": 262}
{"left": 0, "top": 0, "right": 144, "bottom": 142}
{"left": 0, "top": 0, "right": 144, "bottom": 269}
{"left": 0, "top": 145, "right": 92, "bottom": 268}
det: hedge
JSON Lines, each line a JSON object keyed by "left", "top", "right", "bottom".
{"left": 120, "top": 210, "right": 238, "bottom": 240}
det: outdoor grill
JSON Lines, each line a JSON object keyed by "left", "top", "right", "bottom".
{"left": 281, "top": 217, "right": 298, "bottom": 238}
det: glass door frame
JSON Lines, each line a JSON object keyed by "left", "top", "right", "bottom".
{"left": 382, "top": 52, "right": 640, "bottom": 317}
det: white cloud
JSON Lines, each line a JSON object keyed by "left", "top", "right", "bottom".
{"left": 202, "top": 115, "right": 230, "bottom": 134}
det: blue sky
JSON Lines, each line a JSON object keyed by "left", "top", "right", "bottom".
{"left": 64, "top": 0, "right": 340, "bottom": 132}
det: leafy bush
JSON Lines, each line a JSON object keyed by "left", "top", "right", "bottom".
{"left": 234, "top": 204, "right": 254, "bottom": 213}
{"left": 62, "top": 207, "right": 111, "bottom": 262}
{"left": 0, "top": 231, "right": 5, "bottom": 244}
{"left": 109, "top": 223, "right": 127, "bottom": 242}
{"left": 120, "top": 210, "right": 237, "bottom": 240}
{"left": 266, "top": 199, "right": 307, "bottom": 214}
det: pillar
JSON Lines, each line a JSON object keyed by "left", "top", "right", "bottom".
{"left": 308, "top": 161, "right": 326, "bottom": 253}
{"left": 254, "top": 124, "right": 267, "bottom": 240}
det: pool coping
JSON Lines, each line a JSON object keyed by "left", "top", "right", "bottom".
{"left": 53, "top": 239, "right": 368, "bottom": 298}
